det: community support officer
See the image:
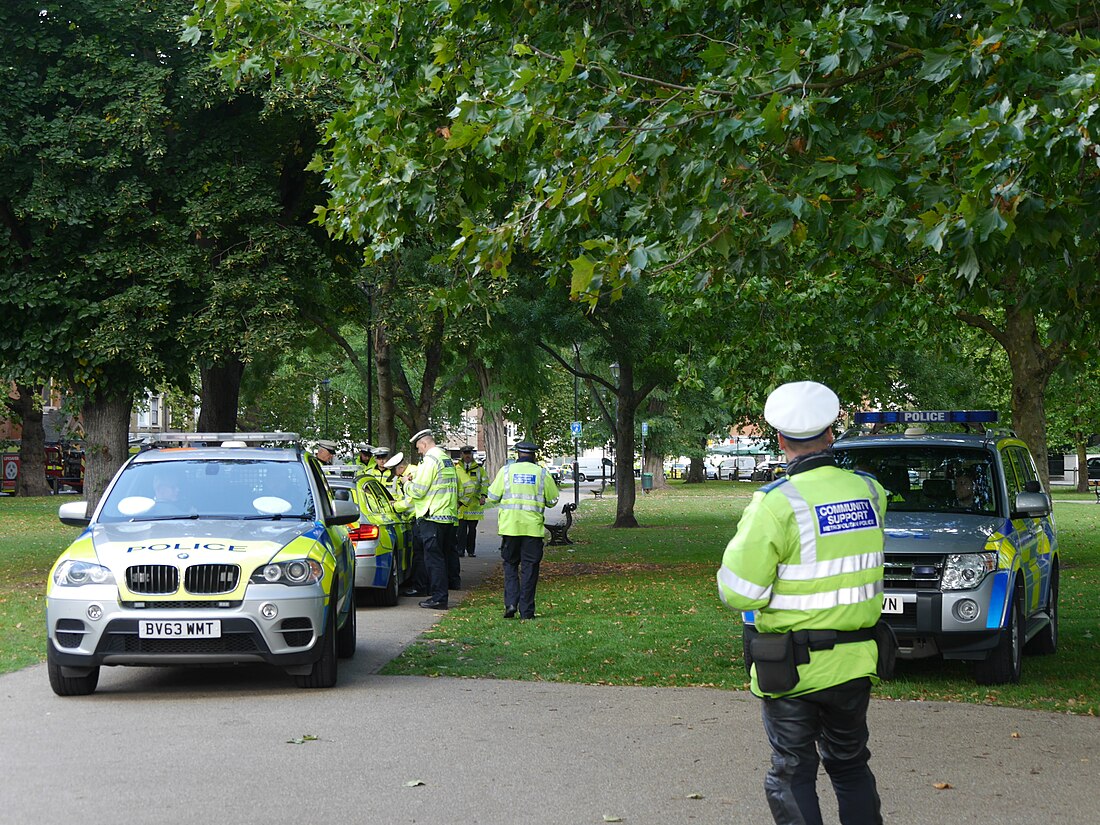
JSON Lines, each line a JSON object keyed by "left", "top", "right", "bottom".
{"left": 486, "top": 440, "right": 559, "bottom": 619}
{"left": 716, "top": 381, "right": 887, "bottom": 825}
{"left": 405, "top": 428, "right": 460, "bottom": 609}
{"left": 455, "top": 445, "right": 488, "bottom": 557}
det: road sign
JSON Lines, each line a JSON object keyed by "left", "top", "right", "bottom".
{"left": 571, "top": 421, "right": 582, "bottom": 438}
{"left": 641, "top": 421, "right": 649, "bottom": 436}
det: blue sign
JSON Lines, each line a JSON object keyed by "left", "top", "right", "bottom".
{"left": 571, "top": 421, "right": 582, "bottom": 438}
{"left": 641, "top": 422, "right": 649, "bottom": 436}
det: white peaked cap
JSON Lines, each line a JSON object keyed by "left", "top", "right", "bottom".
{"left": 764, "top": 381, "right": 840, "bottom": 441}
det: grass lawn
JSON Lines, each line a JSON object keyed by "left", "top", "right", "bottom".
{"left": 4, "top": 485, "right": 1098, "bottom": 715}
{"left": 0, "top": 496, "right": 80, "bottom": 673}
{"left": 382, "top": 482, "right": 1100, "bottom": 716}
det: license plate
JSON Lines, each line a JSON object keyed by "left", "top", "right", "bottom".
{"left": 138, "top": 620, "right": 221, "bottom": 639}
{"left": 882, "top": 595, "right": 905, "bottom": 614}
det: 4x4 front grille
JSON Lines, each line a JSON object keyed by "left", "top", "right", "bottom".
{"left": 884, "top": 554, "right": 945, "bottom": 589}
{"left": 184, "top": 564, "right": 240, "bottom": 595}
{"left": 126, "top": 565, "right": 179, "bottom": 595}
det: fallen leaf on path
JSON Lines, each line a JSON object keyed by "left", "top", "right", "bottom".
{"left": 602, "top": 817, "right": 623, "bottom": 823}
{"left": 405, "top": 780, "right": 426, "bottom": 787}
{"left": 686, "top": 793, "right": 704, "bottom": 799}
{"left": 932, "top": 782, "right": 953, "bottom": 790}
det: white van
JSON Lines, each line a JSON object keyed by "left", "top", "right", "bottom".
{"left": 571, "top": 456, "right": 614, "bottom": 482}
{"left": 715, "top": 456, "right": 756, "bottom": 480}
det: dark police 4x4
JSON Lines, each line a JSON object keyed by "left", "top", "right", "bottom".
{"left": 832, "top": 411, "right": 1059, "bottom": 685}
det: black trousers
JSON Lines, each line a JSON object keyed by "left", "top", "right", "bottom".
{"left": 760, "top": 677, "right": 882, "bottom": 825}
{"left": 443, "top": 522, "right": 461, "bottom": 589}
{"left": 457, "top": 519, "right": 479, "bottom": 556}
{"left": 500, "top": 535, "right": 544, "bottom": 619}
{"left": 416, "top": 519, "right": 450, "bottom": 604}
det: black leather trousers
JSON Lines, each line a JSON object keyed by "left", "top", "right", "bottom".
{"left": 760, "top": 677, "right": 883, "bottom": 825}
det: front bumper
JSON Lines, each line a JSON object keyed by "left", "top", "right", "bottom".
{"left": 884, "top": 571, "right": 1008, "bottom": 660}
{"left": 46, "top": 582, "right": 329, "bottom": 669}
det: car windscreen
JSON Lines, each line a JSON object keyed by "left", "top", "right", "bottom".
{"left": 833, "top": 445, "right": 999, "bottom": 515}
{"left": 98, "top": 459, "right": 315, "bottom": 523}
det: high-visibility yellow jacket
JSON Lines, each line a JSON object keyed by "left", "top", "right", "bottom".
{"left": 405, "top": 446, "right": 459, "bottom": 524}
{"left": 456, "top": 461, "right": 489, "bottom": 520}
{"left": 717, "top": 459, "right": 886, "bottom": 698}
{"left": 487, "top": 461, "right": 559, "bottom": 537}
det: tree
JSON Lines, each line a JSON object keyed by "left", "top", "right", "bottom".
{"left": 190, "top": 1, "right": 1100, "bottom": 487}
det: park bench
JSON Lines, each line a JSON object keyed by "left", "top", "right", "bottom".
{"left": 547, "top": 502, "right": 577, "bottom": 546}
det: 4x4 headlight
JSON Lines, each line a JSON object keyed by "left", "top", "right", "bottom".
{"left": 53, "top": 560, "right": 115, "bottom": 587}
{"left": 941, "top": 552, "right": 997, "bottom": 591}
{"left": 250, "top": 559, "right": 323, "bottom": 586}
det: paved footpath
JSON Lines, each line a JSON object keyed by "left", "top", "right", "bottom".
{"left": 2, "top": 504, "right": 1097, "bottom": 825}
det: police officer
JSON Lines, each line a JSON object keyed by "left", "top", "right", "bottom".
{"left": 716, "top": 381, "right": 886, "bottom": 825}
{"left": 365, "top": 446, "right": 390, "bottom": 482}
{"left": 354, "top": 443, "right": 375, "bottom": 473}
{"left": 405, "top": 428, "right": 459, "bottom": 609}
{"left": 314, "top": 440, "right": 338, "bottom": 466}
{"left": 455, "top": 445, "right": 488, "bottom": 557}
{"left": 486, "top": 439, "right": 559, "bottom": 619}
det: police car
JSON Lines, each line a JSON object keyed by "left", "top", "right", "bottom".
{"left": 831, "top": 411, "right": 1059, "bottom": 684}
{"left": 45, "top": 433, "right": 359, "bottom": 696}
{"left": 321, "top": 465, "right": 413, "bottom": 605}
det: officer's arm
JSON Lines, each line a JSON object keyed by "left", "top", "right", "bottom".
{"left": 716, "top": 494, "right": 783, "bottom": 611}
{"left": 485, "top": 468, "right": 505, "bottom": 505}
{"left": 544, "top": 472, "right": 560, "bottom": 507}
{"left": 405, "top": 455, "right": 435, "bottom": 500}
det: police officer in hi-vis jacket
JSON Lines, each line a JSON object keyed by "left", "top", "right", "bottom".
{"left": 405, "top": 429, "right": 459, "bottom": 610}
{"left": 486, "top": 439, "right": 559, "bottom": 619}
{"left": 717, "top": 381, "right": 887, "bottom": 825}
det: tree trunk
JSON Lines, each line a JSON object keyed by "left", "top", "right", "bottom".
{"left": 82, "top": 391, "right": 132, "bottom": 512}
{"left": 1002, "top": 307, "right": 1054, "bottom": 489}
{"left": 613, "top": 362, "right": 639, "bottom": 528}
{"left": 374, "top": 324, "right": 398, "bottom": 450}
{"left": 13, "top": 383, "right": 51, "bottom": 497}
{"left": 686, "top": 448, "right": 707, "bottom": 484}
{"left": 474, "top": 361, "right": 508, "bottom": 479}
{"left": 197, "top": 357, "right": 245, "bottom": 432}
{"left": 643, "top": 397, "right": 668, "bottom": 489}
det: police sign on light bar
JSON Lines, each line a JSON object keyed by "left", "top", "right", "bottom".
{"left": 854, "top": 410, "right": 998, "bottom": 425}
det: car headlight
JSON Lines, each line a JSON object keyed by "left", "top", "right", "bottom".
{"left": 250, "top": 559, "right": 323, "bottom": 586}
{"left": 53, "top": 560, "right": 115, "bottom": 587}
{"left": 941, "top": 552, "right": 997, "bottom": 591}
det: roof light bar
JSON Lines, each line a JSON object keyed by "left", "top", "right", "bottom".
{"left": 145, "top": 432, "right": 300, "bottom": 444}
{"left": 854, "top": 410, "right": 998, "bottom": 425}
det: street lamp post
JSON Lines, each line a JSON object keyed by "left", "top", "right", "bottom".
{"left": 573, "top": 344, "right": 581, "bottom": 508}
{"left": 321, "top": 378, "right": 331, "bottom": 438}
{"left": 609, "top": 362, "right": 619, "bottom": 495}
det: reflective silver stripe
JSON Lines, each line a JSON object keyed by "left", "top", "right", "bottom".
{"left": 768, "top": 580, "right": 884, "bottom": 611}
{"left": 777, "top": 481, "right": 817, "bottom": 565}
{"left": 500, "top": 502, "right": 544, "bottom": 513}
{"left": 717, "top": 566, "right": 773, "bottom": 603}
{"left": 860, "top": 473, "right": 882, "bottom": 514}
{"left": 777, "top": 552, "right": 884, "bottom": 581}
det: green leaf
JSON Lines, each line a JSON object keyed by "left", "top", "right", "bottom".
{"left": 765, "top": 218, "right": 793, "bottom": 243}
{"left": 557, "top": 48, "right": 577, "bottom": 83}
{"left": 919, "top": 49, "right": 961, "bottom": 84}
{"left": 569, "top": 254, "right": 597, "bottom": 294}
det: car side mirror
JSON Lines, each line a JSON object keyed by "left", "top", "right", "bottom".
{"left": 59, "top": 501, "right": 90, "bottom": 527}
{"left": 333, "top": 488, "right": 351, "bottom": 501}
{"left": 1012, "top": 491, "right": 1050, "bottom": 519}
{"left": 326, "top": 498, "right": 361, "bottom": 526}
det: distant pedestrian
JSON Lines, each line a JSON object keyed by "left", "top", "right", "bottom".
{"left": 486, "top": 439, "right": 559, "bottom": 619}
{"left": 716, "top": 381, "right": 887, "bottom": 825}
{"left": 405, "top": 429, "right": 459, "bottom": 609}
{"left": 455, "top": 445, "right": 488, "bottom": 557}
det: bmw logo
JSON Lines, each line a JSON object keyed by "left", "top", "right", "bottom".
{"left": 177, "top": 553, "right": 189, "bottom": 559}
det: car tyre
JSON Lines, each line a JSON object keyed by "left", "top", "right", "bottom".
{"left": 361, "top": 559, "right": 401, "bottom": 607}
{"left": 337, "top": 585, "right": 357, "bottom": 659}
{"left": 973, "top": 581, "right": 1024, "bottom": 685}
{"left": 47, "top": 646, "right": 99, "bottom": 697}
{"left": 295, "top": 596, "right": 338, "bottom": 689}
{"left": 1025, "top": 563, "right": 1059, "bottom": 656}
{"left": 577, "top": 472, "right": 587, "bottom": 483}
